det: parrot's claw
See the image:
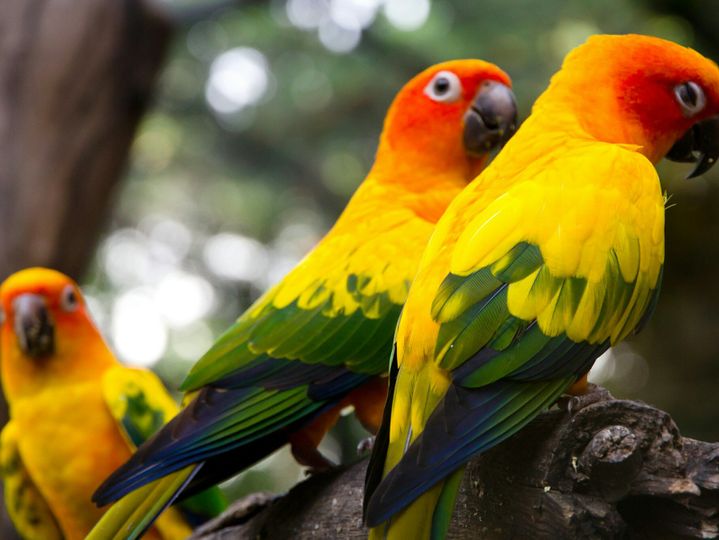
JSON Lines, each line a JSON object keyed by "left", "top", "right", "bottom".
{"left": 291, "top": 444, "right": 336, "bottom": 475}
{"left": 302, "top": 457, "right": 337, "bottom": 476}
{"left": 357, "top": 436, "right": 376, "bottom": 456}
{"left": 303, "top": 457, "right": 339, "bottom": 476}
{"left": 558, "top": 384, "right": 612, "bottom": 414}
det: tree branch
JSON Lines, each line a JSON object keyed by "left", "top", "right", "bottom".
{"left": 191, "top": 387, "right": 719, "bottom": 539}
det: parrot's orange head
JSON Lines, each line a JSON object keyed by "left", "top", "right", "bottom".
{"left": 379, "top": 59, "right": 517, "bottom": 180}
{"left": 547, "top": 34, "right": 719, "bottom": 175}
{"left": 0, "top": 268, "right": 88, "bottom": 359}
{"left": 0, "top": 268, "right": 112, "bottom": 398}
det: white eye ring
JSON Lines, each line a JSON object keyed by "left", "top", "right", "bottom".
{"left": 424, "top": 71, "right": 462, "bottom": 103}
{"left": 60, "top": 285, "right": 79, "bottom": 312}
{"left": 675, "top": 81, "right": 706, "bottom": 117}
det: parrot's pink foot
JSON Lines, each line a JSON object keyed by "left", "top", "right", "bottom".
{"left": 357, "top": 436, "right": 375, "bottom": 456}
{"left": 558, "top": 384, "right": 612, "bottom": 414}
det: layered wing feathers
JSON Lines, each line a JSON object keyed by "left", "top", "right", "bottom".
{"left": 182, "top": 203, "right": 430, "bottom": 392}
{"left": 100, "top": 367, "right": 227, "bottom": 521}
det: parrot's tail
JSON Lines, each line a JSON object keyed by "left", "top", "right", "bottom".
{"left": 87, "top": 465, "right": 199, "bottom": 540}
{"left": 368, "top": 467, "right": 465, "bottom": 540}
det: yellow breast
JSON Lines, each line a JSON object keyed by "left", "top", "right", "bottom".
{"left": 12, "top": 382, "right": 133, "bottom": 539}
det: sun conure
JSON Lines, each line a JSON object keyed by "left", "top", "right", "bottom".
{"left": 0, "top": 268, "right": 226, "bottom": 540}
{"left": 89, "top": 60, "right": 518, "bottom": 539}
{"left": 363, "top": 34, "right": 719, "bottom": 540}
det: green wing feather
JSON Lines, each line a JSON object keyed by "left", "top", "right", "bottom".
{"left": 432, "top": 240, "right": 659, "bottom": 383}
{"left": 101, "top": 367, "right": 227, "bottom": 520}
{"left": 182, "top": 285, "right": 403, "bottom": 392}
{"left": 365, "top": 239, "right": 662, "bottom": 527}
{"left": 180, "top": 205, "right": 429, "bottom": 392}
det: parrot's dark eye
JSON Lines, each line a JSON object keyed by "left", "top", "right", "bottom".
{"left": 424, "top": 71, "right": 462, "bottom": 103}
{"left": 675, "top": 81, "right": 706, "bottom": 117}
{"left": 434, "top": 77, "right": 450, "bottom": 94}
{"left": 60, "top": 285, "right": 79, "bottom": 312}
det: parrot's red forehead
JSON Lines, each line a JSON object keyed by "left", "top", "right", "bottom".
{"left": 0, "top": 268, "right": 78, "bottom": 308}
{"left": 569, "top": 34, "right": 719, "bottom": 79}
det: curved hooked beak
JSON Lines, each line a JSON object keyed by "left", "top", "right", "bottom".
{"left": 666, "top": 115, "right": 719, "bottom": 179}
{"left": 463, "top": 81, "right": 518, "bottom": 156}
{"left": 13, "top": 294, "right": 55, "bottom": 358}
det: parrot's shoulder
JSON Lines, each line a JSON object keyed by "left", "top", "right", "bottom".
{"left": 272, "top": 203, "right": 431, "bottom": 315}
{"left": 454, "top": 138, "right": 660, "bottom": 218}
{"left": 449, "top": 142, "right": 663, "bottom": 278}
{"left": 102, "top": 365, "right": 179, "bottom": 449}
{"left": 427, "top": 144, "right": 665, "bottom": 369}
{"left": 0, "top": 422, "right": 63, "bottom": 540}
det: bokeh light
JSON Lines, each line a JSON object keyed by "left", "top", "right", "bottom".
{"left": 205, "top": 47, "right": 271, "bottom": 115}
{"left": 319, "top": 17, "right": 362, "bottom": 54}
{"left": 383, "top": 0, "right": 430, "bottom": 31}
{"left": 171, "top": 321, "right": 215, "bottom": 362}
{"left": 285, "top": 0, "right": 430, "bottom": 54}
{"left": 112, "top": 288, "right": 169, "bottom": 367}
{"left": 285, "top": 0, "right": 326, "bottom": 30}
{"left": 589, "top": 343, "right": 650, "bottom": 395}
{"left": 155, "top": 271, "right": 215, "bottom": 328}
{"left": 203, "top": 233, "right": 270, "bottom": 282}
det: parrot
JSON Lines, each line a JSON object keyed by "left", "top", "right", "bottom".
{"left": 88, "top": 59, "right": 518, "bottom": 539}
{"left": 363, "top": 34, "right": 719, "bottom": 540}
{"left": 0, "top": 268, "right": 226, "bottom": 540}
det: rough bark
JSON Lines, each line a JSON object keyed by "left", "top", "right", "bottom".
{"left": 191, "top": 387, "right": 719, "bottom": 539}
{"left": 0, "top": 0, "right": 171, "bottom": 536}
{"left": 0, "top": 0, "right": 171, "bottom": 280}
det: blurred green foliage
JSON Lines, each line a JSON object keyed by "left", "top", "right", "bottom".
{"left": 86, "top": 0, "right": 719, "bottom": 500}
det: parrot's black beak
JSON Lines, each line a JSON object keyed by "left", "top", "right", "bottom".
{"left": 666, "top": 115, "right": 719, "bottom": 179}
{"left": 463, "top": 81, "right": 518, "bottom": 156}
{"left": 13, "top": 294, "right": 55, "bottom": 358}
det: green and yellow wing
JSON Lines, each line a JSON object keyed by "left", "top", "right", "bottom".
{"left": 182, "top": 203, "right": 427, "bottom": 391}
{"left": 101, "top": 366, "right": 227, "bottom": 522}
{"left": 102, "top": 366, "right": 179, "bottom": 449}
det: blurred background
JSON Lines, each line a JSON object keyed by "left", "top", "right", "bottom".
{"left": 2, "top": 0, "right": 719, "bottom": 510}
